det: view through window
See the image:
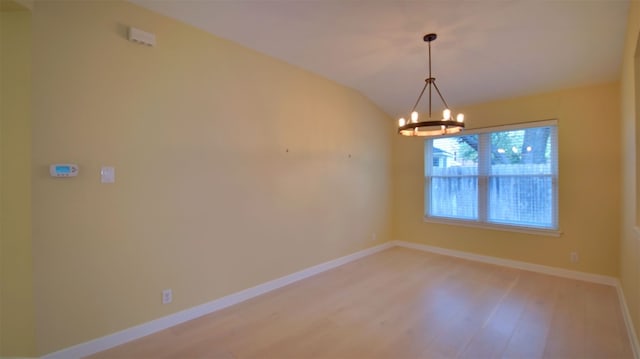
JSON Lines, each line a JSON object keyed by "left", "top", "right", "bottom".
{"left": 425, "top": 121, "right": 558, "bottom": 231}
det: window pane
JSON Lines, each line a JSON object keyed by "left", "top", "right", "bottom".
{"left": 488, "top": 126, "right": 555, "bottom": 229}
{"left": 430, "top": 136, "right": 478, "bottom": 176}
{"left": 428, "top": 136, "right": 479, "bottom": 220}
{"left": 488, "top": 176, "right": 553, "bottom": 228}
{"left": 430, "top": 177, "right": 478, "bottom": 220}
{"left": 490, "top": 127, "right": 553, "bottom": 174}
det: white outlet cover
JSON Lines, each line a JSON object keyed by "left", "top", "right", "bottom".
{"left": 570, "top": 252, "right": 579, "bottom": 263}
{"left": 101, "top": 166, "right": 115, "bottom": 183}
{"left": 162, "top": 289, "right": 172, "bottom": 304}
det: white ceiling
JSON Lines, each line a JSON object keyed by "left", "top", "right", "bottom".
{"left": 131, "top": 0, "right": 629, "bottom": 119}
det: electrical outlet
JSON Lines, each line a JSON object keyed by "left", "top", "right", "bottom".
{"left": 570, "top": 252, "right": 579, "bottom": 263}
{"left": 162, "top": 289, "right": 172, "bottom": 304}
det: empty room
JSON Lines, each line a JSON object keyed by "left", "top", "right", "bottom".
{"left": 1, "top": 0, "right": 639, "bottom": 358}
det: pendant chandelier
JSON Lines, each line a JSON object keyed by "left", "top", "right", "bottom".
{"left": 398, "top": 33, "right": 465, "bottom": 137}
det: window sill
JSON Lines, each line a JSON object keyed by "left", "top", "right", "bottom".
{"left": 423, "top": 216, "right": 562, "bottom": 237}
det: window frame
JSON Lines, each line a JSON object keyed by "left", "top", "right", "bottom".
{"left": 424, "top": 120, "right": 560, "bottom": 236}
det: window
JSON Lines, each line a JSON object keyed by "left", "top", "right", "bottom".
{"left": 425, "top": 120, "right": 558, "bottom": 233}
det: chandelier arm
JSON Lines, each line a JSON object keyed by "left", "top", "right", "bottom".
{"left": 428, "top": 80, "right": 432, "bottom": 118}
{"left": 410, "top": 82, "right": 429, "bottom": 113}
{"left": 431, "top": 81, "right": 450, "bottom": 110}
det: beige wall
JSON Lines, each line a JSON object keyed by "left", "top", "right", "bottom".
{"left": 30, "top": 1, "right": 393, "bottom": 355}
{"left": 13, "top": 0, "right": 638, "bottom": 355}
{"left": 0, "top": 5, "right": 36, "bottom": 357}
{"left": 393, "top": 82, "right": 621, "bottom": 276}
{"left": 620, "top": 0, "right": 640, "bottom": 347}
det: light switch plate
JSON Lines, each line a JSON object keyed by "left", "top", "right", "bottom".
{"left": 101, "top": 166, "right": 115, "bottom": 183}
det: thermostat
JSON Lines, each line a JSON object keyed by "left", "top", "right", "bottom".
{"left": 50, "top": 164, "right": 78, "bottom": 177}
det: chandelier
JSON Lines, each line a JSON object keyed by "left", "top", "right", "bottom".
{"left": 398, "top": 33, "right": 465, "bottom": 137}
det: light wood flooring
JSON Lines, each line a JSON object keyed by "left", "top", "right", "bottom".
{"left": 89, "top": 247, "right": 633, "bottom": 359}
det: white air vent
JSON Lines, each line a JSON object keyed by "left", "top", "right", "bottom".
{"left": 128, "top": 27, "right": 156, "bottom": 47}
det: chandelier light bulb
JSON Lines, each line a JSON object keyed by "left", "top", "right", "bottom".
{"left": 399, "top": 118, "right": 406, "bottom": 127}
{"left": 456, "top": 113, "right": 464, "bottom": 123}
{"left": 443, "top": 109, "right": 451, "bottom": 120}
{"left": 411, "top": 111, "right": 419, "bottom": 122}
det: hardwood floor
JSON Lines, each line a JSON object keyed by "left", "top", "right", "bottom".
{"left": 89, "top": 247, "right": 633, "bottom": 359}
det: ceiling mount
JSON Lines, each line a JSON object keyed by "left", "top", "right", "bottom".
{"left": 423, "top": 33, "right": 437, "bottom": 42}
{"left": 397, "top": 33, "right": 465, "bottom": 137}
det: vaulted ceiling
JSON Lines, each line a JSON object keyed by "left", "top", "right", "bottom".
{"left": 131, "top": 0, "right": 629, "bottom": 119}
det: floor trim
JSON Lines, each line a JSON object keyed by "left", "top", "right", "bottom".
{"left": 393, "top": 240, "right": 618, "bottom": 285}
{"left": 393, "top": 240, "right": 639, "bottom": 358}
{"left": 41, "top": 242, "right": 394, "bottom": 359}
{"left": 41, "top": 240, "right": 639, "bottom": 359}
{"left": 616, "top": 280, "right": 640, "bottom": 359}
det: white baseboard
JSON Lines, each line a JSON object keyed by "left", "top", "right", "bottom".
{"left": 392, "top": 240, "right": 618, "bottom": 285}
{"left": 41, "top": 242, "right": 394, "bottom": 359}
{"left": 616, "top": 281, "right": 640, "bottom": 359}
{"left": 39, "top": 239, "right": 640, "bottom": 359}
{"left": 393, "top": 240, "right": 639, "bottom": 359}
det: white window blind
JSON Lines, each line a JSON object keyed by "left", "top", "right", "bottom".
{"left": 425, "top": 120, "right": 558, "bottom": 232}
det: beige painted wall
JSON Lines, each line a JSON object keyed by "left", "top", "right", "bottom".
{"left": 0, "top": 6, "right": 36, "bottom": 357}
{"left": 19, "top": 0, "right": 638, "bottom": 355}
{"left": 393, "top": 82, "right": 621, "bottom": 276}
{"left": 620, "top": 0, "right": 640, "bottom": 347}
{"left": 30, "top": 1, "right": 393, "bottom": 355}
